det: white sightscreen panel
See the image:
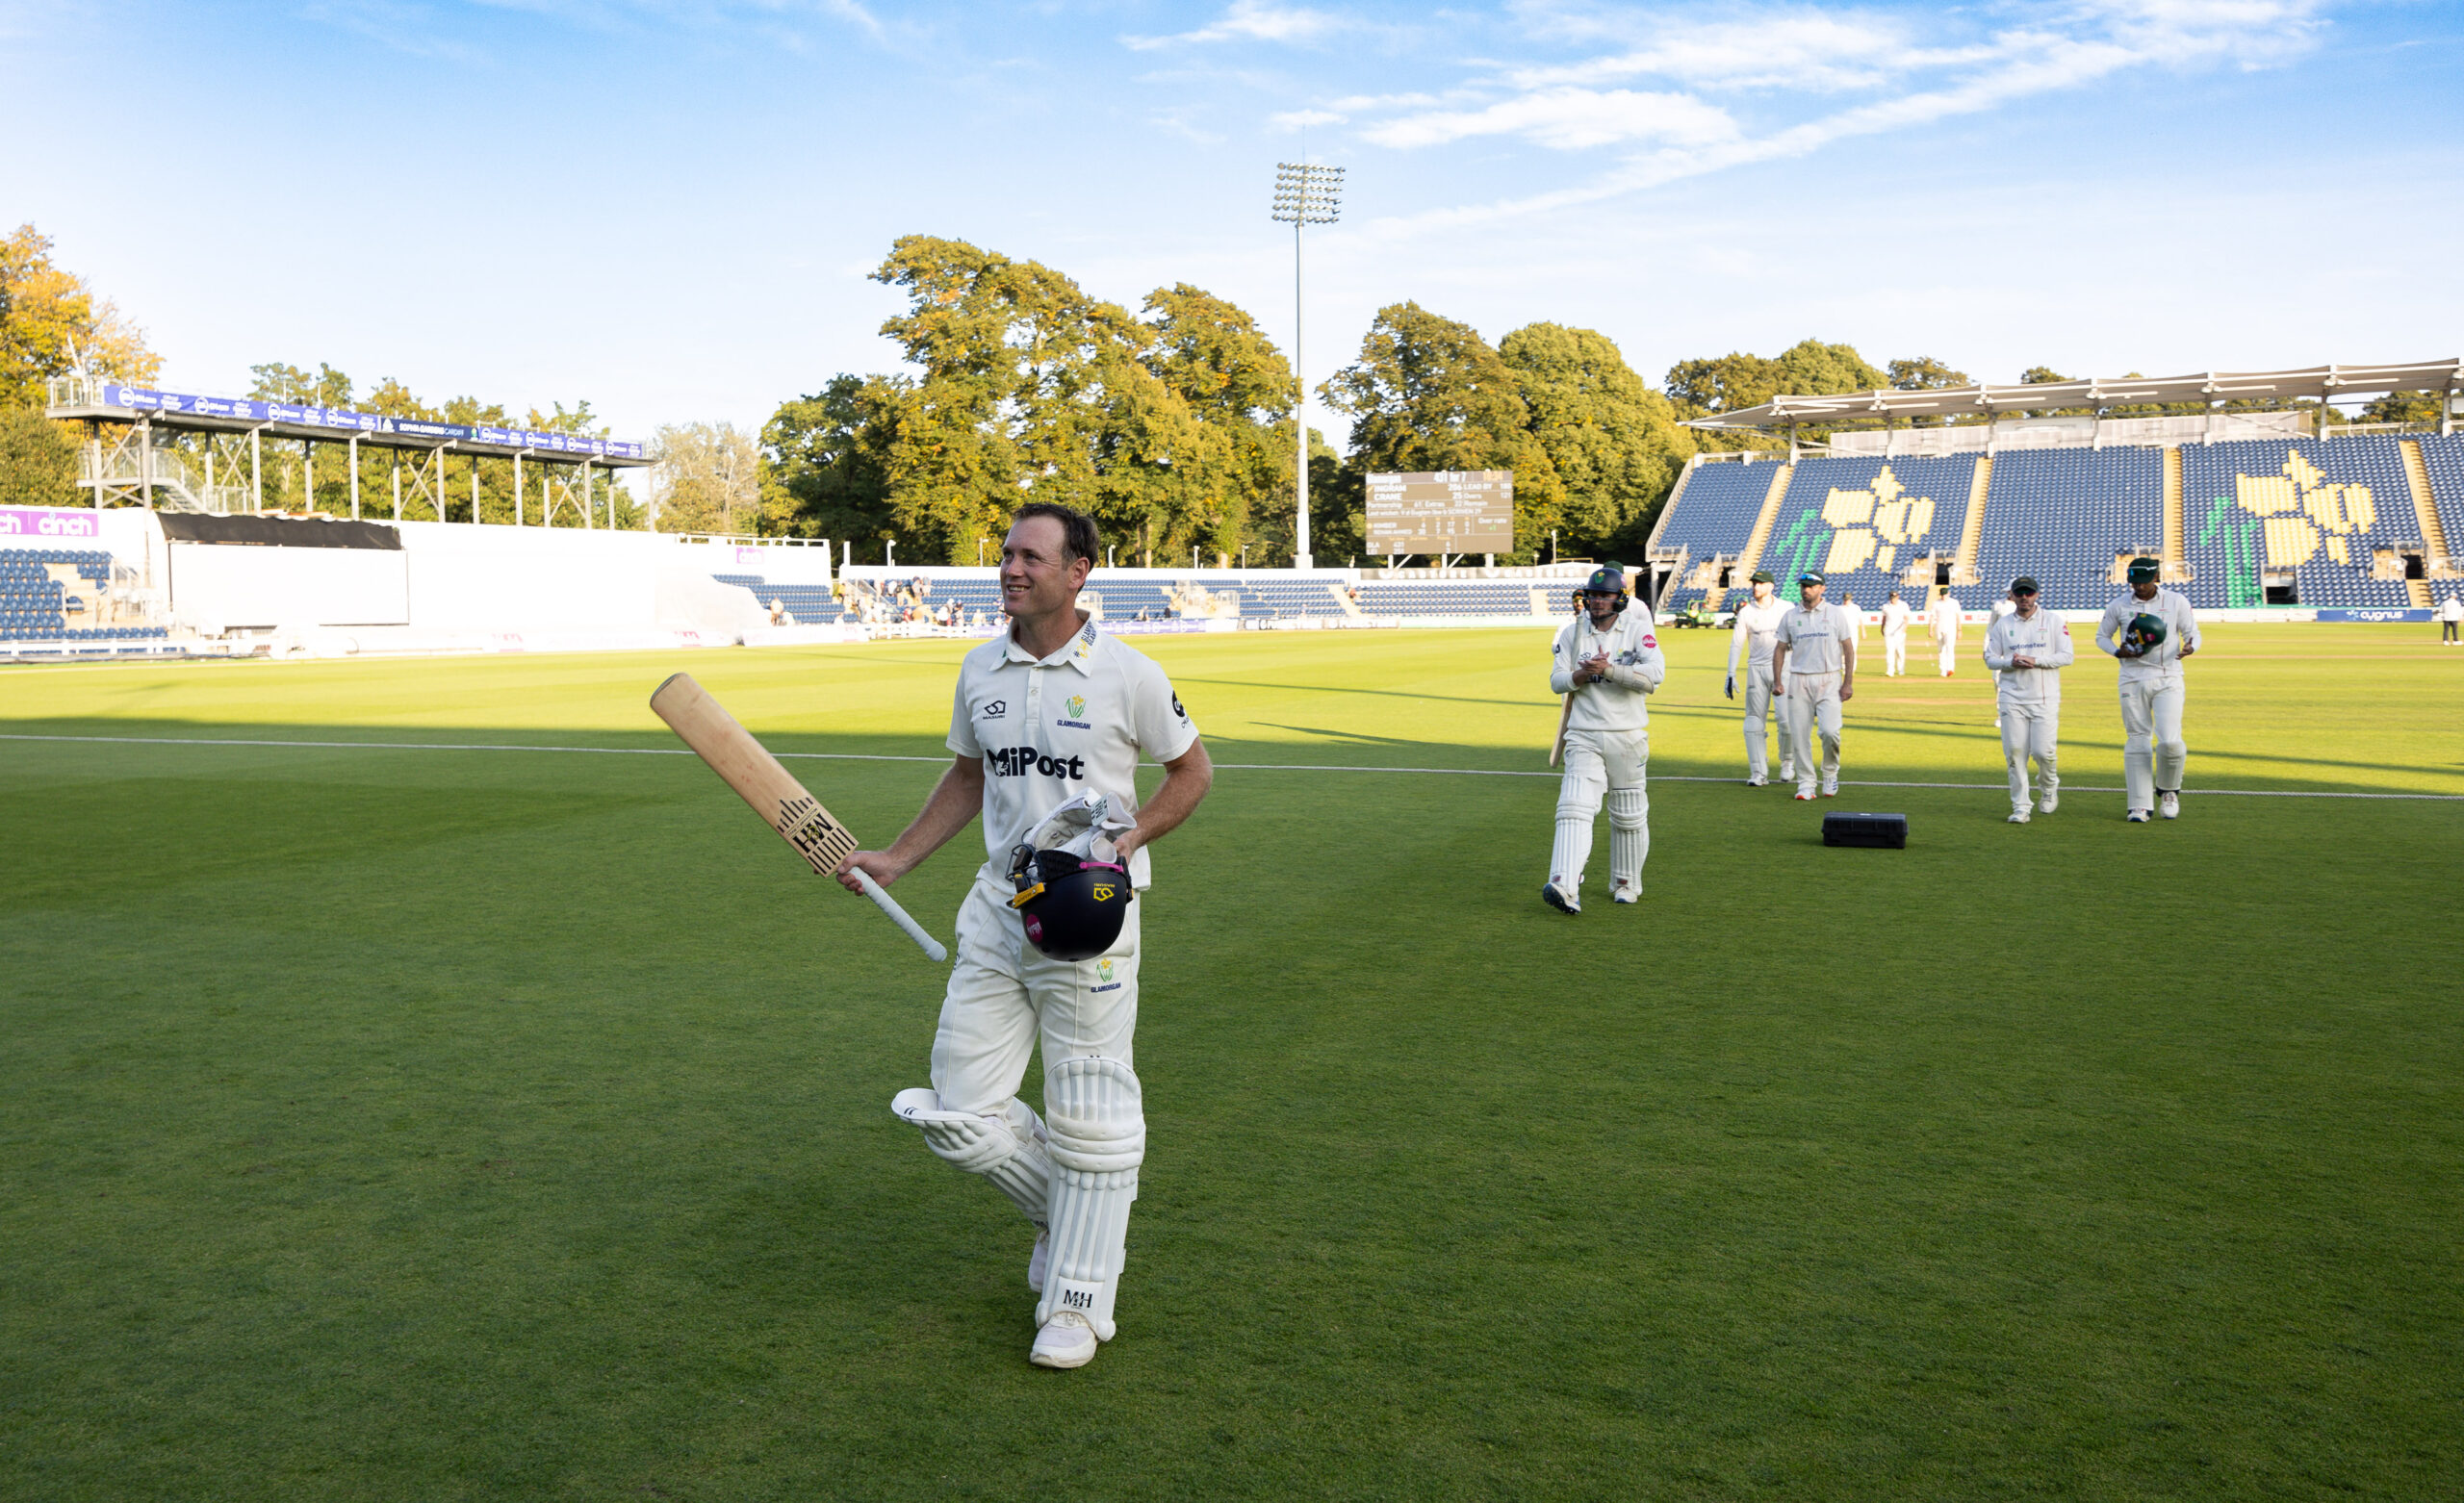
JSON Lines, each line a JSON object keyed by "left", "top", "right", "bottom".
{"left": 169, "top": 543, "right": 409, "bottom": 627}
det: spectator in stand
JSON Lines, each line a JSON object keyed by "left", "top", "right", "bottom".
{"left": 770, "top": 598, "right": 789, "bottom": 626}
{"left": 2441, "top": 593, "right": 2463, "bottom": 646}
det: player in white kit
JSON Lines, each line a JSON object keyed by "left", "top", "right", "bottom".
{"left": 2095, "top": 556, "right": 2200, "bottom": 824}
{"left": 1881, "top": 591, "right": 1912, "bottom": 675}
{"left": 1980, "top": 575, "right": 2073, "bottom": 823}
{"left": 1770, "top": 571, "right": 1859, "bottom": 801}
{"left": 1545, "top": 566, "right": 1666, "bottom": 913}
{"left": 1928, "top": 590, "right": 1962, "bottom": 676}
{"left": 1724, "top": 571, "right": 1795, "bottom": 786}
{"left": 838, "top": 503, "right": 1214, "bottom": 1370}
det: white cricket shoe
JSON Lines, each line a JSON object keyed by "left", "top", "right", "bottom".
{"left": 2126, "top": 808, "right": 2151, "bottom": 824}
{"left": 2159, "top": 791, "right": 2180, "bottom": 820}
{"left": 1028, "top": 1227, "right": 1049, "bottom": 1294}
{"left": 1779, "top": 763, "right": 1796, "bottom": 781}
{"left": 1030, "top": 1311, "right": 1100, "bottom": 1369}
{"left": 2040, "top": 792, "right": 2059, "bottom": 815}
{"left": 1820, "top": 779, "right": 1838, "bottom": 798}
{"left": 1747, "top": 774, "right": 1768, "bottom": 787}
{"left": 1612, "top": 882, "right": 1639, "bottom": 904}
{"left": 2008, "top": 808, "right": 2031, "bottom": 824}
{"left": 1542, "top": 881, "right": 1580, "bottom": 916}
{"left": 1792, "top": 790, "right": 1816, "bottom": 802}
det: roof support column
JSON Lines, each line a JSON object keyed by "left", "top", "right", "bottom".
{"left": 251, "top": 427, "right": 263, "bottom": 512}
{"left": 350, "top": 435, "right": 362, "bottom": 521}
{"left": 514, "top": 452, "right": 524, "bottom": 526}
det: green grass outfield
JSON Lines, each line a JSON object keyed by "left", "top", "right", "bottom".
{"left": 3, "top": 623, "right": 2459, "bottom": 1501}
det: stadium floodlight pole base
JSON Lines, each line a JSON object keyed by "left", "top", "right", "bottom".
{"left": 1293, "top": 553, "right": 1313, "bottom": 570}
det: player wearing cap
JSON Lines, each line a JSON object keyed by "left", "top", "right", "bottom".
{"left": 2095, "top": 556, "right": 2200, "bottom": 823}
{"left": 1545, "top": 565, "right": 1666, "bottom": 913}
{"left": 1724, "top": 570, "right": 1796, "bottom": 786}
{"left": 836, "top": 501, "right": 1214, "bottom": 1370}
{"left": 1880, "top": 590, "right": 1912, "bottom": 675}
{"left": 1928, "top": 589, "right": 1962, "bottom": 676}
{"left": 1981, "top": 576, "right": 2073, "bottom": 824}
{"left": 1770, "top": 571, "right": 1858, "bottom": 801}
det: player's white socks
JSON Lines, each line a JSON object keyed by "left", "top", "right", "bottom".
{"left": 1606, "top": 788, "right": 1648, "bottom": 892}
{"left": 1550, "top": 816, "right": 1592, "bottom": 901}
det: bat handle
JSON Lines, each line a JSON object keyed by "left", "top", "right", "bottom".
{"left": 851, "top": 867, "right": 949, "bottom": 964}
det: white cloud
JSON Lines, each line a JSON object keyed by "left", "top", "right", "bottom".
{"left": 1271, "top": 108, "right": 1350, "bottom": 128}
{"left": 1364, "top": 87, "right": 1737, "bottom": 150}
{"left": 1123, "top": 1, "right": 1349, "bottom": 52}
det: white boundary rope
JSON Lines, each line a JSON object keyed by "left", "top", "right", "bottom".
{"left": 5, "top": 731, "right": 2461, "bottom": 801}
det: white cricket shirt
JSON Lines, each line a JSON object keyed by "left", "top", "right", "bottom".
{"left": 1728, "top": 595, "right": 1790, "bottom": 676}
{"left": 1774, "top": 601, "right": 1858, "bottom": 676}
{"left": 1929, "top": 596, "right": 1961, "bottom": 636}
{"left": 2094, "top": 589, "right": 2201, "bottom": 685}
{"left": 1551, "top": 609, "right": 1665, "bottom": 732}
{"left": 1982, "top": 607, "right": 2075, "bottom": 706}
{"left": 1881, "top": 599, "right": 1911, "bottom": 637}
{"left": 947, "top": 614, "right": 1198, "bottom": 889}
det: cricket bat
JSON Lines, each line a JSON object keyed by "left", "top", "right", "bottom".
{"left": 650, "top": 673, "right": 948, "bottom": 963}
{"left": 1548, "top": 692, "right": 1573, "bottom": 766}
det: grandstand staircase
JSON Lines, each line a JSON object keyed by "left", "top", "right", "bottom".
{"left": 1730, "top": 462, "right": 1796, "bottom": 602}
{"left": 2161, "top": 446, "right": 2190, "bottom": 580}
{"left": 1948, "top": 455, "right": 1991, "bottom": 592}
{"left": 2400, "top": 438, "right": 2451, "bottom": 572}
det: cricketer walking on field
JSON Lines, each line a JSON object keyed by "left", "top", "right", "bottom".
{"left": 1928, "top": 590, "right": 1962, "bottom": 676}
{"left": 1771, "top": 571, "right": 1859, "bottom": 801}
{"left": 2095, "top": 556, "right": 2200, "bottom": 824}
{"left": 836, "top": 503, "right": 1214, "bottom": 1370}
{"left": 1544, "top": 566, "right": 1665, "bottom": 914}
{"left": 1981, "top": 576, "right": 2072, "bottom": 824}
{"left": 1881, "top": 590, "right": 1912, "bottom": 675}
{"left": 1725, "top": 571, "right": 1796, "bottom": 787}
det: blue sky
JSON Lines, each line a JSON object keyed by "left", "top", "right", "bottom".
{"left": 5, "top": 0, "right": 2458, "bottom": 449}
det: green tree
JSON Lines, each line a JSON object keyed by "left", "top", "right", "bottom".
{"left": 1886, "top": 355, "right": 1973, "bottom": 427}
{"left": 1322, "top": 301, "right": 1565, "bottom": 562}
{"left": 2358, "top": 390, "right": 2444, "bottom": 425}
{"left": 1665, "top": 339, "right": 1885, "bottom": 449}
{"left": 1141, "top": 282, "right": 1296, "bottom": 564}
{"left": 761, "top": 374, "right": 898, "bottom": 550}
{"left": 0, "top": 404, "right": 79, "bottom": 507}
{"left": 1499, "top": 322, "right": 1693, "bottom": 559}
{"left": 1, "top": 223, "right": 158, "bottom": 411}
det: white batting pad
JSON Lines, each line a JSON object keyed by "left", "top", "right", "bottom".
{"left": 890, "top": 1088, "right": 1053, "bottom": 1227}
{"left": 1607, "top": 787, "right": 1649, "bottom": 887}
{"left": 1036, "top": 1056, "right": 1145, "bottom": 1340}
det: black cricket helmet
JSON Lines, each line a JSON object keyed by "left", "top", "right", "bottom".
{"left": 1006, "top": 844, "right": 1133, "bottom": 961}
{"left": 2121, "top": 612, "right": 2169, "bottom": 653}
{"left": 1569, "top": 563, "right": 1630, "bottom": 615}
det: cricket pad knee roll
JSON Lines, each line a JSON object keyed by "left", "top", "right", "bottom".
{"left": 890, "top": 1088, "right": 1053, "bottom": 1227}
{"left": 1037, "top": 1056, "right": 1143, "bottom": 1341}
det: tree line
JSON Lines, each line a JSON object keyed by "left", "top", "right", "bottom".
{"left": 4, "top": 219, "right": 2445, "bottom": 551}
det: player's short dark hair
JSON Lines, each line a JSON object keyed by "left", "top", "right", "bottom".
{"left": 1012, "top": 502, "right": 1099, "bottom": 567}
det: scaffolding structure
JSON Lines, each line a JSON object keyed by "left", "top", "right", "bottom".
{"left": 45, "top": 376, "right": 652, "bottom": 527}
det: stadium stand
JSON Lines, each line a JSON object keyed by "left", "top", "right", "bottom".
{"left": 1354, "top": 579, "right": 1540, "bottom": 617}
{"left": 1757, "top": 454, "right": 1980, "bottom": 612}
{"left": 0, "top": 548, "right": 167, "bottom": 643}
{"left": 1968, "top": 447, "right": 2165, "bottom": 610}
{"left": 2413, "top": 434, "right": 2464, "bottom": 569}
{"left": 2181, "top": 438, "right": 2413, "bottom": 609}
{"left": 1654, "top": 459, "right": 1783, "bottom": 612}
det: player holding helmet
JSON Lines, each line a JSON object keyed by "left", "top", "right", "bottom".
{"left": 836, "top": 501, "right": 1213, "bottom": 1370}
{"left": 1725, "top": 571, "right": 1796, "bottom": 786}
{"left": 2095, "top": 556, "right": 2200, "bottom": 823}
{"left": 1544, "top": 565, "right": 1665, "bottom": 913}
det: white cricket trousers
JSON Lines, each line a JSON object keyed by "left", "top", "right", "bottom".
{"left": 1552, "top": 726, "right": 1649, "bottom": 900}
{"left": 1998, "top": 701, "right": 2059, "bottom": 813}
{"left": 1784, "top": 673, "right": 1843, "bottom": 793}
{"left": 2118, "top": 677, "right": 2187, "bottom": 811}
{"left": 1884, "top": 630, "right": 1907, "bottom": 675}
{"left": 1935, "top": 629, "right": 1957, "bottom": 675}
{"left": 1741, "top": 662, "right": 1795, "bottom": 777}
{"left": 932, "top": 877, "right": 1141, "bottom": 1116}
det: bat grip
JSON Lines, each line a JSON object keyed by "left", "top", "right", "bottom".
{"left": 851, "top": 867, "right": 949, "bottom": 964}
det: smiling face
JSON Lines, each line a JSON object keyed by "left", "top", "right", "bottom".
{"left": 1000, "top": 515, "right": 1091, "bottom": 624}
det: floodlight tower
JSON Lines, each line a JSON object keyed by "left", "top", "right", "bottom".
{"left": 1271, "top": 161, "right": 1343, "bottom": 569}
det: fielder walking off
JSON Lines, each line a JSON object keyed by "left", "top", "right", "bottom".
{"left": 2095, "top": 556, "right": 2200, "bottom": 824}
{"left": 1725, "top": 571, "right": 1795, "bottom": 786}
{"left": 1545, "top": 566, "right": 1666, "bottom": 914}
{"left": 1771, "top": 571, "right": 1859, "bottom": 801}
{"left": 1928, "top": 589, "right": 1962, "bottom": 676}
{"left": 1981, "top": 575, "right": 2073, "bottom": 824}
{"left": 837, "top": 502, "right": 1213, "bottom": 1369}
{"left": 1881, "top": 590, "right": 1912, "bottom": 676}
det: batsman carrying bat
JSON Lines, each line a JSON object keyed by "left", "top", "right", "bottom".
{"left": 838, "top": 502, "right": 1212, "bottom": 1370}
